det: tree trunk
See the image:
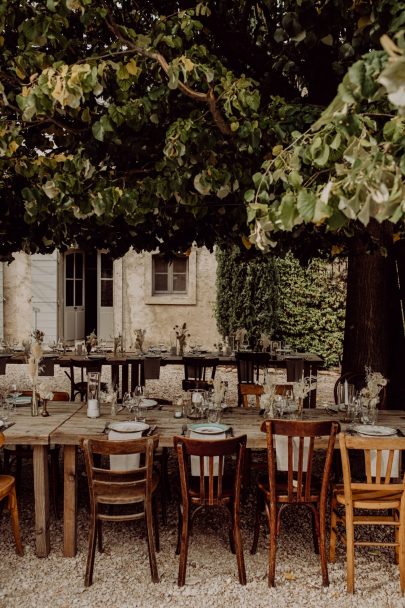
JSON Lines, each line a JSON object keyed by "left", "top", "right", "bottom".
{"left": 342, "top": 221, "right": 405, "bottom": 408}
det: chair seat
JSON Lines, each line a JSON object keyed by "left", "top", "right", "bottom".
{"left": 334, "top": 487, "right": 402, "bottom": 510}
{"left": 258, "top": 474, "right": 321, "bottom": 504}
{"left": 188, "top": 474, "right": 234, "bottom": 502}
{"left": 0, "top": 474, "right": 15, "bottom": 498}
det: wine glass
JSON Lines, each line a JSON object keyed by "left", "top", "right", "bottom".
{"left": 132, "top": 385, "right": 144, "bottom": 421}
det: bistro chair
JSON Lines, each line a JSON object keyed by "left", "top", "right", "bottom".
{"left": 173, "top": 434, "right": 247, "bottom": 587}
{"left": 0, "top": 432, "right": 24, "bottom": 556}
{"left": 333, "top": 371, "right": 387, "bottom": 409}
{"left": 3, "top": 390, "right": 70, "bottom": 518}
{"left": 81, "top": 435, "right": 160, "bottom": 586}
{"left": 329, "top": 432, "right": 405, "bottom": 594}
{"left": 65, "top": 356, "right": 106, "bottom": 401}
{"left": 239, "top": 382, "right": 294, "bottom": 409}
{"left": 182, "top": 356, "right": 219, "bottom": 392}
{"left": 235, "top": 351, "right": 270, "bottom": 407}
{"left": 251, "top": 419, "right": 339, "bottom": 587}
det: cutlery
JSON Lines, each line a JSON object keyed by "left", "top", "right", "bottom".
{"left": 145, "top": 425, "right": 157, "bottom": 436}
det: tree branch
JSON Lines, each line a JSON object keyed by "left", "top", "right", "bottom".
{"left": 104, "top": 13, "right": 232, "bottom": 135}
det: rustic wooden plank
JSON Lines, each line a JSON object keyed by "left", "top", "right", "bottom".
{"left": 33, "top": 445, "right": 50, "bottom": 557}
{"left": 63, "top": 445, "right": 78, "bottom": 557}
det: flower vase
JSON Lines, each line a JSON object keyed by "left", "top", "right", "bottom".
{"left": 177, "top": 341, "right": 184, "bottom": 357}
{"left": 31, "top": 389, "right": 39, "bottom": 417}
{"left": 41, "top": 398, "right": 50, "bottom": 417}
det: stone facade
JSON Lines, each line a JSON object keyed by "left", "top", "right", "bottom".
{"left": 0, "top": 247, "right": 220, "bottom": 350}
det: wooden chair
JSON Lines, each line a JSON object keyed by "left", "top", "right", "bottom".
{"left": 0, "top": 432, "right": 23, "bottom": 555}
{"left": 235, "top": 352, "right": 270, "bottom": 407}
{"left": 81, "top": 435, "right": 160, "bottom": 586}
{"left": 239, "top": 383, "right": 293, "bottom": 409}
{"left": 182, "top": 356, "right": 219, "bottom": 392}
{"left": 3, "top": 390, "right": 70, "bottom": 518}
{"left": 173, "top": 434, "right": 247, "bottom": 587}
{"left": 329, "top": 433, "right": 405, "bottom": 594}
{"left": 65, "top": 357, "right": 106, "bottom": 401}
{"left": 251, "top": 419, "right": 339, "bottom": 587}
{"left": 333, "top": 371, "right": 387, "bottom": 409}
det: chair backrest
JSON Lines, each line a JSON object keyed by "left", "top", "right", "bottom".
{"left": 339, "top": 433, "right": 405, "bottom": 496}
{"left": 334, "top": 371, "right": 387, "bottom": 409}
{"left": 261, "top": 419, "right": 339, "bottom": 503}
{"left": 239, "top": 383, "right": 293, "bottom": 408}
{"left": 81, "top": 435, "right": 158, "bottom": 506}
{"left": 129, "top": 359, "right": 146, "bottom": 391}
{"left": 174, "top": 434, "right": 247, "bottom": 506}
{"left": 235, "top": 352, "right": 270, "bottom": 384}
{"left": 285, "top": 358, "right": 304, "bottom": 382}
{"left": 183, "top": 357, "right": 219, "bottom": 382}
{"left": 0, "top": 432, "right": 4, "bottom": 448}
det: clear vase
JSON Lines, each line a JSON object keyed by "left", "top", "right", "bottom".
{"left": 31, "top": 388, "right": 39, "bottom": 417}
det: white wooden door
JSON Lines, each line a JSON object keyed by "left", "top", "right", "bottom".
{"left": 97, "top": 253, "right": 114, "bottom": 342}
{"left": 64, "top": 251, "right": 85, "bottom": 341}
{"left": 31, "top": 252, "right": 58, "bottom": 343}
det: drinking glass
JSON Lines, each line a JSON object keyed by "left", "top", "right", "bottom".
{"left": 190, "top": 389, "right": 206, "bottom": 418}
{"left": 360, "top": 401, "right": 378, "bottom": 425}
{"left": 207, "top": 406, "right": 221, "bottom": 423}
{"left": 275, "top": 396, "right": 286, "bottom": 418}
{"left": 132, "top": 385, "right": 144, "bottom": 421}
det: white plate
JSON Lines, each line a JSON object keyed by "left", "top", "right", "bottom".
{"left": 6, "top": 396, "right": 31, "bottom": 406}
{"left": 139, "top": 399, "right": 158, "bottom": 409}
{"left": 108, "top": 421, "right": 149, "bottom": 433}
{"left": 188, "top": 423, "right": 230, "bottom": 435}
{"left": 0, "top": 419, "right": 4, "bottom": 428}
{"left": 354, "top": 425, "right": 397, "bottom": 437}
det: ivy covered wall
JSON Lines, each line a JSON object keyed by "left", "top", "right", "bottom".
{"left": 215, "top": 248, "right": 346, "bottom": 368}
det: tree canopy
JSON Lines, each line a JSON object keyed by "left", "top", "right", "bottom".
{"left": 1, "top": 0, "right": 404, "bottom": 260}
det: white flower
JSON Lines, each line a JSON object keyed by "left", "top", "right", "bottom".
{"left": 37, "top": 382, "right": 53, "bottom": 401}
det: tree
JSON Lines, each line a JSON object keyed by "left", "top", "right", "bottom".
{"left": 1, "top": 1, "right": 405, "bottom": 403}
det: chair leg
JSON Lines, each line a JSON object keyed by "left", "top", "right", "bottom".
{"left": 266, "top": 502, "right": 277, "bottom": 587}
{"left": 97, "top": 520, "right": 103, "bottom": 553}
{"left": 160, "top": 449, "right": 169, "bottom": 526}
{"left": 399, "top": 520, "right": 405, "bottom": 594}
{"left": 175, "top": 504, "right": 182, "bottom": 555}
{"left": 8, "top": 487, "right": 23, "bottom": 556}
{"left": 84, "top": 510, "right": 98, "bottom": 587}
{"left": 233, "top": 505, "right": 246, "bottom": 585}
{"left": 329, "top": 493, "right": 338, "bottom": 563}
{"left": 345, "top": 506, "right": 355, "bottom": 594}
{"left": 15, "top": 448, "right": 22, "bottom": 496}
{"left": 178, "top": 506, "right": 190, "bottom": 587}
{"left": 250, "top": 488, "right": 263, "bottom": 555}
{"left": 145, "top": 500, "right": 159, "bottom": 583}
{"left": 152, "top": 495, "right": 160, "bottom": 553}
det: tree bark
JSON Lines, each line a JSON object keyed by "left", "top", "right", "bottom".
{"left": 342, "top": 221, "right": 405, "bottom": 408}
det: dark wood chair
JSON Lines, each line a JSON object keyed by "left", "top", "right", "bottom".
{"left": 329, "top": 433, "right": 405, "bottom": 594}
{"left": 173, "top": 434, "right": 247, "bottom": 587}
{"left": 235, "top": 351, "right": 270, "bottom": 407}
{"left": 81, "top": 435, "right": 160, "bottom": 587}
{"left": 251, "top": 419, "right": 339, "bottom": 587}
{"left": 333, "top": 371, "right": 387, "bottom": 409}
{"left": 0, "top": 432, "right": 23, "bottom": 556}
{"left": 182, "top": 356, "right": 219, "bottom": 392}
{"left": 65, "top": 357, "right": 106, "bottom": 401}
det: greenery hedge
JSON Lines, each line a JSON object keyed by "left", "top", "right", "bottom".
{"left": 215, "top": 249, "right": 346, "bottom": 368}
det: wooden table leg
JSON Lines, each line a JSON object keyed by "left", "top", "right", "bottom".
{"left": 33, "top": 445, "right": 50, "bottom": 557}
{"left": 63, "top": 445, "right": 78, "bottom": 557}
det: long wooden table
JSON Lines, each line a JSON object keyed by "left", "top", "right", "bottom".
{"left": 2, "top": 402, "right": 82, "bottom": 557}
{"left": 50, "top": 403, "right": 405, "bottom": 558}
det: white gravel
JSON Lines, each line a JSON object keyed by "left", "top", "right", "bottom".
{"left": 1, "top": 365, "right": 404, "bottom": 608}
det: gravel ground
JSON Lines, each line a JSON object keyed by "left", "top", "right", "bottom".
{"left": 1, "top": 365, "right": 404, "bottom": 608}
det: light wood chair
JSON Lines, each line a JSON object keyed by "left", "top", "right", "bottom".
{"left": 0, "top": 432, "right": 23, "bottom": 555}
{"left": 81, "top": 435, "right": 160, "bottom": 586}
{"left": 329, "top": 433, "right": 405, "bottom": 594}
{"left": 173, "top": 434, "right": 247, "bottom": 587}
{"left": 239, "top": 383, "right": 293, "bottom": 408}
{"left": 251, "top": 419, "right": 339, "bottom": 587}
{"left": 235, "top": 351, "right": 270, "bottom": 407}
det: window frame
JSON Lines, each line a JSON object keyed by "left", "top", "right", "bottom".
{"left": 144, "top": 249, "right": 197, "bottom": 305}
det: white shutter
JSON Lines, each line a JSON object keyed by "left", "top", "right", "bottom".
{"left": 31, "top": 252, "right": 58, "bottom": 343}
{"left": 0, "top": 262, "right": 3, "bottom": 339}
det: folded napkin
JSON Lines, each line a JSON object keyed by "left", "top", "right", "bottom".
{"left": 144, "top": 357, "right": 161, "bottom": 380}
{"left": 370, "top": 449, "right": 399, "bottom": 478}
{"left": 190, "top": 430, "right": 226, "bottom": 476}
{"left": 108, "top": 429, "right": 142, "bottom": 470}
{"left": 275, "top": 435, "right": 310, "bottom": 472}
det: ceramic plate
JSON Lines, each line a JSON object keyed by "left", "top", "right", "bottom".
{"left": 6, "top": 396, "right": 31, "bottom": 406}
{"left": 188, "top": 423, "right": 230, "bottom": 435}
{"left": 139, "top": 399, "right": 158, "bottom": 409}
{"left": 0, "top": 419, "right": 4, "bottom": 428}
{"left": 108, "top": 421, "right": 149, "bottom": 433}
{"left": 354, "top": 425, "right": 397, "bottom": 437}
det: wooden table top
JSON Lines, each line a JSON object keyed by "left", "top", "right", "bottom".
{"left": 2, "top": 402, "right": 82, "bottom": 445}
{"left": 48, "top": 404, "right": 405, "bottom": 450}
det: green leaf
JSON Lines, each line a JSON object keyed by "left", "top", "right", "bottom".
{"left": 297, "top": 190, "right": 317, "bottom": 222}
{"left": 92, "top": 121, "right": 105, "bottom": 141}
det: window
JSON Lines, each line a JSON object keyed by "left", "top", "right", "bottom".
{"left": 100, "top": 254, "right": 113, "bottom": 307}
{"left": 152, "top": 255, "right": 188, "bottom": 294}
